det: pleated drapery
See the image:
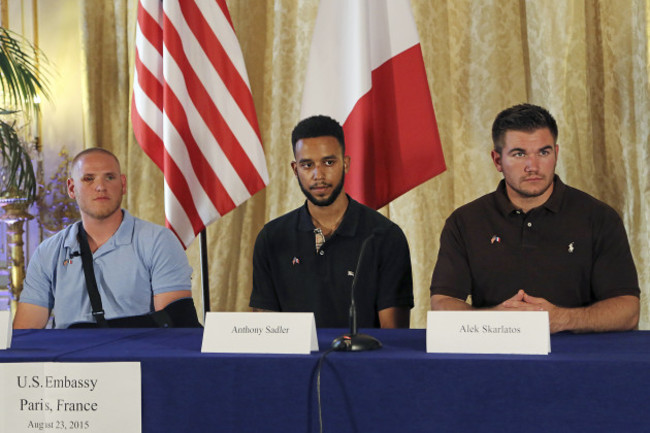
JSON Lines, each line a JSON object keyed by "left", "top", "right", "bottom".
{"left": 79, "top": 0, "right": 650, "bottom": 328}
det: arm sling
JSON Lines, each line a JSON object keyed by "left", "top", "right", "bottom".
{"left": 68, "top": 222, "right": 201, "bottom": 328}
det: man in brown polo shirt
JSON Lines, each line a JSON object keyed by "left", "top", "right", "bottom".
{"left": 430, "top": 104, "right": 639, "bottom": 333}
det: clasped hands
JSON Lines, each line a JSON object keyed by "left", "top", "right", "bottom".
{"left": 496, "top": 289, "right": 566, "bottom": 333}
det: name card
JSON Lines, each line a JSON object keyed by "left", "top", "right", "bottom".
{"left": 0, "top": 310, "right": 11, "bottom": 349}
{"left": 201, "top": 312, "right": 319, "bottom": 354}
{"left": 0, "top": 362, "right": 141, "bottom": 433}
{"left": 427, "top": 311, "right": 550, "bottom": 355}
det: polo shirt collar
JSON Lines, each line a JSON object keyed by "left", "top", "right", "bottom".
{"left": 63, "top": 223, "right": 80, "bottom": 252}
{"left": 297, "top": 195, "right": 360, "bottom": 237}
{"left": 63, "top": 209, "right": 134, "bottom": 251}
{"left": 495, "top": 175, "right": 565, "bottom": 216}
{"left": 112, "top": 209, "right": 135, "bottom": 245}
{"left": 542, "top": 175, "right": 565, "bottom": 213}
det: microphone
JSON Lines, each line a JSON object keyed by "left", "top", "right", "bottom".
{"left": 331, "top": 229, "right": 383, "bottom": 352}
{"left": 63, "top": 251, "right": 81, "bottom": 266}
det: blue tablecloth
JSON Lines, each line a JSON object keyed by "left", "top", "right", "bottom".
{"left": 3, "top": 328, "right": 650, "bottom": 432}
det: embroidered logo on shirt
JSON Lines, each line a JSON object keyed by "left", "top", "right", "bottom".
{"left": 292, "top": 257, "right": 300, "bottom": 266}
{"left": 490, "top": 235, "right": 501, "bottom": 244}
{"left": 347, "top": 270, "right": 355, "bottom": 277}
{"left": 568, "top": 242, "right": 575, "bottom": 253}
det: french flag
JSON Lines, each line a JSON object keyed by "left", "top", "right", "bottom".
{"left": 300, "top": 0, "right": 445, "bottom": 210}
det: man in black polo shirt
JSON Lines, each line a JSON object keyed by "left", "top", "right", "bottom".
{"left": 430, "top": 103, "right": 639, "bottom": 333}
{"left": 250, "top": 115, "right": 413, "bottom": 328}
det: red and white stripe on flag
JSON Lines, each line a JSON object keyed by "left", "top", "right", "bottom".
{"left": 301, "top": 0, "right": 445, "bottom": 210}
{"left": 131, "top": 0, "right": 269, "bottom": 248}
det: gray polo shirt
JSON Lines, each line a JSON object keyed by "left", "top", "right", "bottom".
{"left": 19, "top": 210, "right": 192, "bottom": 328}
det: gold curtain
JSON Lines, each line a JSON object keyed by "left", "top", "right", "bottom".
{"left": 80, "top": 0, "right": 650, "bottom": 328}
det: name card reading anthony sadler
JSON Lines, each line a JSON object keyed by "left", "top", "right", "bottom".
{"left": 201, "top": 312, "right": 319, "bottom": 354}
{"left": 426, "top": 311, "right": 550, "bottom": 355}
{"left": 0, "top": 362, "right": 141, "bottom": 433}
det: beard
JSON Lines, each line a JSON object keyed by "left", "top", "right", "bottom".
{"left": 298, "top": 171, "right": 345, "bottom": 207}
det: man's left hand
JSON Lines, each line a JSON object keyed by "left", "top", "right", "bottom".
{"left": 521, "top": 292, "right": 568, "bottom": 333}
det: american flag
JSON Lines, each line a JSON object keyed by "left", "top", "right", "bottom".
{"left": 131, "top": 0, "right": 269, "bottom": 248}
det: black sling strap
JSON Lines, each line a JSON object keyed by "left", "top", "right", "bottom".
{"left": 77, "top": 222, "right": 109, "bottom": 328}
{"left": 69, "top": 221, "right": 201, "bottom": 329}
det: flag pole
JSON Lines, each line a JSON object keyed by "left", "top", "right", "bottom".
{"left": 200, "top": 228, "right": 210, "bottom": 318}
{"left": 132, "top": 0, "right": 268, "bottom": 322}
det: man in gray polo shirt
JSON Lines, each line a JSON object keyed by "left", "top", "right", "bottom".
{"left": 14, "top": 148, "right": 195, "bottom": 329}
{"left": 430, "top": 104, "right": 639, "bottom": 333}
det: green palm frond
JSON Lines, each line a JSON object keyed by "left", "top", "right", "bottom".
{"left": 0, "top": 118, "right": 36, "bottom": 201}
{"left": 0, "top": 27, "right": 51, "bottom": 203}
{"left": 0, "top": 28, "right": 50, "bottom": 117}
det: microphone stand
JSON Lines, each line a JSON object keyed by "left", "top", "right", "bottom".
{"left": 331, "top": 233, "right": 382, "bottom": 351}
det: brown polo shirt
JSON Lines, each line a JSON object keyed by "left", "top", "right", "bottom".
{"left": 430, "top": 176, "right": 639, "bottom": 308}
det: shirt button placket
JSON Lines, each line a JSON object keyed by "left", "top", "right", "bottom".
{"left": 521, "top": 218, "right": 534, "bottom": 248}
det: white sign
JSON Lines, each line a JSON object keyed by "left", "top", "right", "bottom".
{"left": 0, "top": 362, "right": 141, "bottom": 433}
{"left": 426, "top": 311, "right": 551, "bottom": 355}
{"left": 0, "top": 310, "right": 11, "bottom": 349}
{"left": 201, "top": 312, "right": 319, "bottom": 354}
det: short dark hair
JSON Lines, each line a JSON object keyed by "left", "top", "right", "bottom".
{"left": 491, "top": 103, "right": 558, "bottom": 153}
{"left": 291, "top": 115, "right": 345, "bottom": 155}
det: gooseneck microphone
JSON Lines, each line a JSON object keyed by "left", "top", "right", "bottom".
{"left": 331, "top": 230, "right": 383, "bottom": 352}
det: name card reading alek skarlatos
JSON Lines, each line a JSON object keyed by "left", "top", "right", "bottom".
{"left": 0, "top": 310, "right": 11, "bottom": 349}
{"left": 0, "top": 362, "right": 141, "bottom": 433}
{"left": 426, "top": 311, "right": 550, "bottom": 355}
{"left": 201, "top": 312, "right": 319, "bottom": 354}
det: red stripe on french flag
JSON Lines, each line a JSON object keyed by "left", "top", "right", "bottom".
{"left": 343, "top": 45, "right": 445, "bottom": 209}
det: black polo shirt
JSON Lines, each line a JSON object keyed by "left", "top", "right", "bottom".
{"left": 430, "top": 176, "right": 639, "bottom": 308}
{"left": 250, "top": 197, "right": 413, "bottom": 328}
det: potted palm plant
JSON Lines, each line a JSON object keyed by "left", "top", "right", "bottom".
{"left": 0, "top": 112, "right": 36, "bottom": 203}
{"left": 0, "top": 27, "right": 49, "bottom": 204}
{"left": 0, "top": 27, "right": 50, "bottom": 308}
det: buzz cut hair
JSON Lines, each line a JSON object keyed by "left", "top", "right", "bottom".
{"left": 71, "top": 148, "right": 121, "bottom": 176}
